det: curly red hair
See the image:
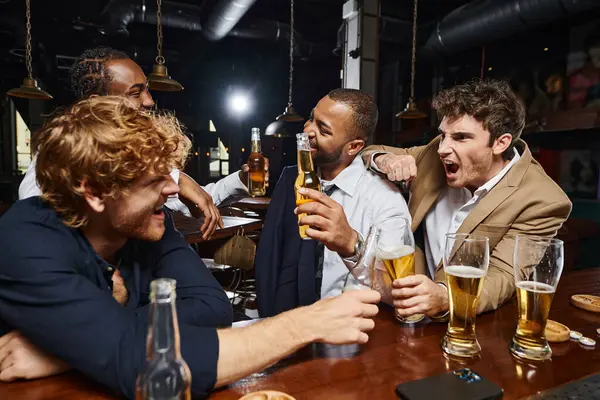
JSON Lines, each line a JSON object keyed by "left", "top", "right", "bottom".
{"left": 35, "top": 96, "right": 191, "bottom": 227}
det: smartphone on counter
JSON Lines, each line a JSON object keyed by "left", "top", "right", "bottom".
{"left": 395, "top": 368, "right": 503, "bottom": 400}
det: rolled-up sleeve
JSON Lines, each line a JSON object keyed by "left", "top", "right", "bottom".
{"left": 203, "top": 171, "right": 248, "bottom": 207}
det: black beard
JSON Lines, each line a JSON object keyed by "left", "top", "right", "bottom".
{"left": 313, "top": 145, "right": 344, "bottom": 166}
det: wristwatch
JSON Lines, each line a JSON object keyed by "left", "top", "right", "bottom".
{"left": 344, "top": 230, "right": 364, "bottom": 265}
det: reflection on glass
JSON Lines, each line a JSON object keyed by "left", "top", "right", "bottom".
{"left": 376, "top": 216, "right": 422, "bottom": 323}
{"left": 441, "top": 233, "right": 489, "bottom": 358}
{"left": 510, "top": 236, "right": 563, "bottom": 362}
{"left": 345, "top": 226, "right": 380, "bottom": 291}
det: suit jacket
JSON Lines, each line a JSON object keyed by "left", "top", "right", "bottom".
{"left": 255, "top": 166, "right": 318, "bottom": 317}
{"left": 362, "top": 137, "right": 572, "bottom": 313}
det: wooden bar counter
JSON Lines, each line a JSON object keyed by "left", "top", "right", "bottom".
{"left": 1, "top": 269, "right": 599, "bottom": 400}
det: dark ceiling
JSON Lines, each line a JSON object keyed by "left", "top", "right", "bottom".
{"left": 0, "top": 0, "right": 469, "bottom": 102}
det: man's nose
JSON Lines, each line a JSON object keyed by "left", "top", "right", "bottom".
{"left": 142, "top": 91, "right": 155, "bottom": 110}
{"left": 163, "top": 177, "right": 180, "bottom": 197}
{"left": 437, "top": 137, "right": 451, "bottom": 156}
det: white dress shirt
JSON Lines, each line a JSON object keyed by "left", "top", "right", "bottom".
{"left": 18, "top": 156, "right": 249, "bottom": 216}
{"left": 423, "top": 149, "right": 521, "bottom": 277}
{"left": 318, "top": 157, "right": 411, "bottom": 298}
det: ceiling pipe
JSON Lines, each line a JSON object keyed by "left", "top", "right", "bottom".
{"left": 101, "top": 0, "right": 317, "bottom": 57}
{"left": 424, "top": 0, "right": 600, "bottom": 55}
{"left": 202, "top": 0, "right": 257, "bottom": 41}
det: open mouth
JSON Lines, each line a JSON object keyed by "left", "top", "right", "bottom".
{"left": 443, "top": 159, "right": 459, "bottom": 175}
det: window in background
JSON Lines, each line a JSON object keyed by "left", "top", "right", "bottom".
{"left": 15, "top": 109, "right": 31, "bottom": 174}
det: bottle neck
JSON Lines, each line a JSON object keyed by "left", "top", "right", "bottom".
{"left": 251, "top": 139, "right": 261, "bottom": 153}
{"left": 297, "top": 149, "right": 315, "bottom": 173}
{"left": 147, "top": 298, "right": 181, "bottom": 360}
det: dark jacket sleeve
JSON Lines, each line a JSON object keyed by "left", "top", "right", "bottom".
{"left": 0, "top": 219, "right": 220, "bottom": 399}
{"left": 254, "top": 168, "right": 291, "bottom": 317}
{"left": 147, "top": 210, "right": 233, "bottom": 328}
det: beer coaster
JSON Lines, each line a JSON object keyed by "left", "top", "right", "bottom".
{"left": 579, "top": 337, "right": 596, "bottom": 347}
{"left": 570, "top": 294, "right": 600, "bottom": 313}
{"left": 545, "top": 320, "right": 570, "bottom": 343}
{"left": 570, "top": 330, "right": 583, "bottom": 340}
{"left": 238, "top": 390, "right": 296, "bottom": 400}
{"left": 397, "top": 312, "right": 425, "bottom": 324}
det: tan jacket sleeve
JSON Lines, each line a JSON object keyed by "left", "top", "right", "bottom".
{"left": 361, "top": 144, "right": 428, "bottom": 170}
{"left": 475, "top": 199, "right": 572, "bottom": 313}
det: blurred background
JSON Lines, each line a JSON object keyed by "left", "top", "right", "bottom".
{"left": 2, "top": 0, "right": 600, "bottom": 271}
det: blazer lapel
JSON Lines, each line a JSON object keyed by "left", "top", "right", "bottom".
{"left": 456, "top": 183, "right": 518, "bottom": 236}
{"left": 434, "top": 140, "right": 531, "bottom": 274}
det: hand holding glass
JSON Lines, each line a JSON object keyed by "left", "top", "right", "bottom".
{"left": 376, "top": 216, "right": 421, "bottom": 323}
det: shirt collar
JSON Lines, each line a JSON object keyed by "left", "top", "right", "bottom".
{"left": 473, "top": 148, "right": 521, "bottom": 196}
{"left": 78, "top": 229, "right": 126, "bottom": 272}
{"left": 319, "top": 157, "right": 366, "bottom": 197}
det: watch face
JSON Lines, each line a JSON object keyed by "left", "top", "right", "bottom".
{"left": 355, "top": 236, "right": 363, "bottom": 254}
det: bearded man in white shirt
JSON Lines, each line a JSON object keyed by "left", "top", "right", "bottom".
{"left": 255, "top": 88, "right": 411, "bottom": 317}
{"left": 19, "top": 47, "right": 266, "bottom": 239}
{"left": 361, "top": 79, "right": 572, "bottom": 319}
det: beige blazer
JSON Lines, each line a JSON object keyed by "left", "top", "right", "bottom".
{"left": 363, "top": 137, "right": 572, "bottom": 313}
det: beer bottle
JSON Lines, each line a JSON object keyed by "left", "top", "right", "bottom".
{"left": 294, "top": 132, "right": 320, "bottom": 239}
{"left": 135, "top": 278, "right": 191, "bottom": 400}
{"left": 247, "top": 127, "right": 266, "bottom": 197}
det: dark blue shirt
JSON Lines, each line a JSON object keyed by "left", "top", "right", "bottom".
{"left": 0, "top": 197, "right": 232, "bottom": 399}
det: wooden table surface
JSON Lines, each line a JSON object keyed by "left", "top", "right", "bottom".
{"left": 232, "top": 197, "right": 271, "bottom": 210}
{"left": 2, "top": 269, "right": 599, "bottom": 400}
{"left": 211, "top": 269, "right": 600, "bottom": 400}
{"left": 173, "top": 213, "right": 263, "bottom": 243}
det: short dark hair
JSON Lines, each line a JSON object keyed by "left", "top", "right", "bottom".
{"left": 327, "top": 88, "right": 378, "bottom": 140}
{"left": 432, "top": 79, "right": 525, "bottom": 160}
{"left": 69, "top": 47, "right": 130, "bottom": 100}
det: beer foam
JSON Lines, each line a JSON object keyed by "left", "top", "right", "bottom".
{"left": 444, "top": 265, "right": 486, "bottom": 279}
{"left": 516, "top": 281, "right": 555, "bottom": 293}
{"left": 377, "top": 244, "right": 414, "bottom": 260}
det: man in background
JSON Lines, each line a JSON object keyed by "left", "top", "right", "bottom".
{"left": 19, "top": 47, "right": 267, "bottom": 239}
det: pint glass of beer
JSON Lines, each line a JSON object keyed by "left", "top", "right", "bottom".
{"left": 510, "top": 236, "right": 564, "bottom": 362}
{"left": 376, "top": 216, "right": 421, "bottom": 323}
{"left": 441, "top": 233, "right": 489, "bottom": 358}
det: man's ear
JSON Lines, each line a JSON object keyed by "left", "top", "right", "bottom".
{"left": 346, "top": 139, "right": 366, "bottom": 156}
{"left": 80, "top": 181, "right": 105, "bottom": 213}
{"left": 492, "top": 133, "right": 513, "bottom": 156}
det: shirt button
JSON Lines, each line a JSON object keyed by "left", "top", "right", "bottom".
{"left": 107, "top": 267, "right": 114, "bottom": 272}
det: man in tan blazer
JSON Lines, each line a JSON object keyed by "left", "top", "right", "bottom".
{"left": 362, "top": 79, "right": 572, "bottom": 318}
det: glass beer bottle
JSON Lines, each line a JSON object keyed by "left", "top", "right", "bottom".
{"left": 294, "top": 132, "right": 320, "bottom": 240}
{"left": 136, "top": 278, "right": 191, "bottom": 400}
{"left": 247, "top": 127, "right": 266, "bottom": 197}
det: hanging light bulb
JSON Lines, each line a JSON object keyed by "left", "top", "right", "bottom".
{"left": 396, "top": 0, "right": 426, "bottom": 120}
{"left": 147, "top": 0, "right": 183, "bottom": 91}
{"left": 265, "top": 0, "right": 303, "bottom": 137}
{"left": 8, "top": 0, "right": 52, "bottom": 100}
